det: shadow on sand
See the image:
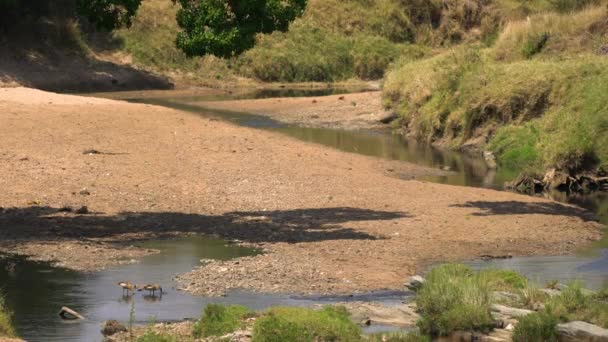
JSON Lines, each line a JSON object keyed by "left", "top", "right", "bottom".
{"left": 450, "top": 200, "right": 596, "bottom": 221}
{"left": 0, "top": 206, "right": 411, "bottom": 244}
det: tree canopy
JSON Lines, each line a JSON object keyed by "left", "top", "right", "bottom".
{"left": 174, "top": 0, "right": 307, "bottom": 58}
{"left": 0, "top": 0, "right": 307, "bottom": 58}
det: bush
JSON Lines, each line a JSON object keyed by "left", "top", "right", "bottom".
{"left": 550, "top": 0, "right": 600, "bottom": 12}
{"left": 367, "top": 331, "right": 431, "bottom": 342}
{"left": 351, "top": 35, "right": 403, "bottom": 80}
{"left": 488, "top": 123, "right": 541, "bottom": 170}
{"left": 136, "top": 331, "right": 176, "bottom": 342}
{"left": 479, "top": 269, "right": 529, "bottom": 291}
{"left": 512, "top": 311, "right": 558, "bottom": 342}
{"left": 0, "top": 295, "right": 15, "bottom": 338}
{"left": 521, "top": 32, "right": 550, "bottom": 58}
{"left": 546, "top": 283, "right": 608, "bottom": 328}
{"left": 415, "top": 264, "right": 494, "bottom": 336}
{"left": 192, "top": 304, "right": 252, "bottom": 338}
{"left": 252, "top": 306, "right": 361, "bottom": 342}
{"left": 237, "top": 23, "right": 354, "bottom": 82}
{"left": 493, "top": 7, "right": 608, "bottom": 61}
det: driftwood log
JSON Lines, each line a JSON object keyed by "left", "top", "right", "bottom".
{"left": 59, "top": 306, "right": 85, "bottom": 320}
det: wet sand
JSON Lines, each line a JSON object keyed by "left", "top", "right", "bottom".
{"left": 198, "top": 91, "right": 391, "bottom": 130}
{"left": 0, "top": 87, "right": 602, "bottom": 294}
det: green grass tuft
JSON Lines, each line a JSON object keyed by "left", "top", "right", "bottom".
{"left": 479, "top": 269, "right": 529, "bottom": 291}
{"left": 366, "top": 331, "right": 431, "bottom": 342}
{"left": 192, "top": 304, "right": 252, "bottom": 338}
{"left": 415, "top": 264, "right": 494, "bottom": 336}
{"left": 252, "top": 306, "right": 361, "bottom": 342}
{"left": 0, "top": 294, "right": 16, "bottom": 338}
{"left": 512, "top": 311, "right": 558, "bottom": 342}
{"left": 136, "top": 331, "right": 176, "bottom": 342}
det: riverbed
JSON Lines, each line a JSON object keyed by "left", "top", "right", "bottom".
{"left": 0, "top": 87, "right": 605, "bottom": 341}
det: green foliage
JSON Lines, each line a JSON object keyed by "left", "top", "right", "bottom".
{"left": 384, "top": 29, "right": 608, "bottom": 172}
{"left": 237, "top": 24, "right": 354, "bottom": 82}
{"left": 351, "top": 35, "right": 403, "bottom": 80}
{"left": 512, "top": 311, "right": 558, "bottom": 342}
{"left": 479, "top": 269, "right": 528, "bottom": 291}
{"left": 546, "top": 283, "right": 608, "bottom": 328}
{"left": 0, "top": 0, "right": 142, "bottom": 32}
{"left": 550, "top": 0, "right": 599, "bottom": 12}
{"left": 0, "top": 295, "right": 16, "bottom": 338}
{"left": 238, "top": 21, "right": 420, "bottom": 82}
{"left": 366, "top": 331, "right": 431, "bottom": 342}
{"left": 76, "top": 0, "right": 142, "bottom": 31}
{"left": 415, "top": 264, "right": 494, "bottom": 336}
{"left": 174, "top": 0, "right": 307, "bottom": 57}
{"left": 521, "top": 32, "right": 550, "bottom": 58}
{"left": 136, "top": 331, "right": 176, "bottom": 342}
{"left": 113, "top": 0, "right": 235, "bottom": 84}
{"left": 192, "top": 304, "right": 252, "bottom": 338}
{"left": 489, "top": 123, "right": 541, "bottom": 170}
{"left": 252, "top": 306, "right": 361, "bottom": 342}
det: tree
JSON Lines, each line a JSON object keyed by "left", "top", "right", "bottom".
{"left": 76, "top": 0, "right": 143, "bottom": 30}
{"left": 1, "top": 0, "right": 307, "bottom": 58}
{"left": 173, "top": 0, "right": 307, "bottom": 58}
{"left": 0, "top": 0, "right": 142, "bottom": 32}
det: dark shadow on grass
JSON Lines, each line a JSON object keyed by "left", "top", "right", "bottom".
{"left": 0, "top": 22, "right": 173, "bottom": 93}
{"left": 0, "top": 206, "right": 410, "bottom": 244}
{"left": 450, "top": 200, "right": 596, "bottom": 221}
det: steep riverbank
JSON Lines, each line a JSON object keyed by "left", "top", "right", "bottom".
{"left": 0, "top": 87, "right": 603, "bottom": 295}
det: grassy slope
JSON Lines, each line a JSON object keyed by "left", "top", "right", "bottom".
{"left": 383, "top": 4, "right": 608, "bottom": 173}
{"left": 110, "top": 0, "right": 244, "bottom": 88}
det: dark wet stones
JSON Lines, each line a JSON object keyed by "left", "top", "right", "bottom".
{"left": 101, "top": 320, "right": 127, "bottom": 336}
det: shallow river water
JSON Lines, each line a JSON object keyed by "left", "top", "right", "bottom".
{"left": 2, "top": 88, "right": 607, "bottom": 340}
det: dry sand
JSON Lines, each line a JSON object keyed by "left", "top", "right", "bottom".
{"left": 0, "top": 87, "right": 602, "bottom": 294}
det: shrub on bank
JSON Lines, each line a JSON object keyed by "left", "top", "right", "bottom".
{"left": 546, "top": 283, "right": 608, "bottom": 328}
{"left": 512, "top": 311, "right": 558, "bottom": 342}
{"left": 136, "top": 331, "right": 176, "bottom": 342}
{"left": 252, "top": 306, "right": 361, "bottom": 342}
{"left": 0, "top": 295, "right": 16, "bottom": 338}
{"left": 415, "top": 264, "right": 495, "bottom": 336}
{"left": 366, "top": 331, "right": 431, "bottom": 342}
{"left": 237, "top": 23, "right": 354, "bottom": 82}
{"left": 384, "top": 37, "right": 608, "bottom": 173}
{"left": 192, "top": 304, "right": 252, "bottom": 338}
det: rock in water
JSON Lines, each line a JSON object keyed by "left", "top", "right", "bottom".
{"left": 378, "top": 112, "right": 398, "bottom": 124}
{"left": 556, "top": 321, "right": 608, "bottom": 341}
{"left": 483, "top": 151, "right": 497, "bottom": 169}
{"left": 404, "top": 275, "right": 425, "bottom": 291}
{"left": 101, "top": 320, "right": 128, "bottom": 336}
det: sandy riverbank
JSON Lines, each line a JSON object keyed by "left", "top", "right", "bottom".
{"left": 198, "top": 91, "right": 391, "bottom": 130}
{"left": 0, "top": 87, "right": 602, "bottom": 294}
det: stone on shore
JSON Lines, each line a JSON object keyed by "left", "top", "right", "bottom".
{"left": 491, "top": 304, "right": 534, "bottom": 318}
{"left": 404, "top": 275, "right": 425, "bottom": 292}
{"left": 101, "top": 320, "right": 127, "bottom": 336}
{"left": 556, "top": 321, "right": 608, "bottom": 342}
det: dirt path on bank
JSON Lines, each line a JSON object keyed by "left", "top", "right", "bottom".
{"left": 198, "top": 91, "right": 391, "bottom": 130}
{"left": 0, "top": 87, "right": 602, "bottom": 294}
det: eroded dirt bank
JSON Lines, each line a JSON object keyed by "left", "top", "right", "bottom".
{"left": 0, "top": 87, "right": 602, "bottom": 295}
{"left": 198, "top": 91, "right": 391, "bottom": 130}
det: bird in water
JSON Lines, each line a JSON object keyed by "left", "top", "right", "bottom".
{"left": 118, "top": 281, "right": 137, "bottom": 295}
{"left": 140, "top": 284, "right": 163, "bottom": 296}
